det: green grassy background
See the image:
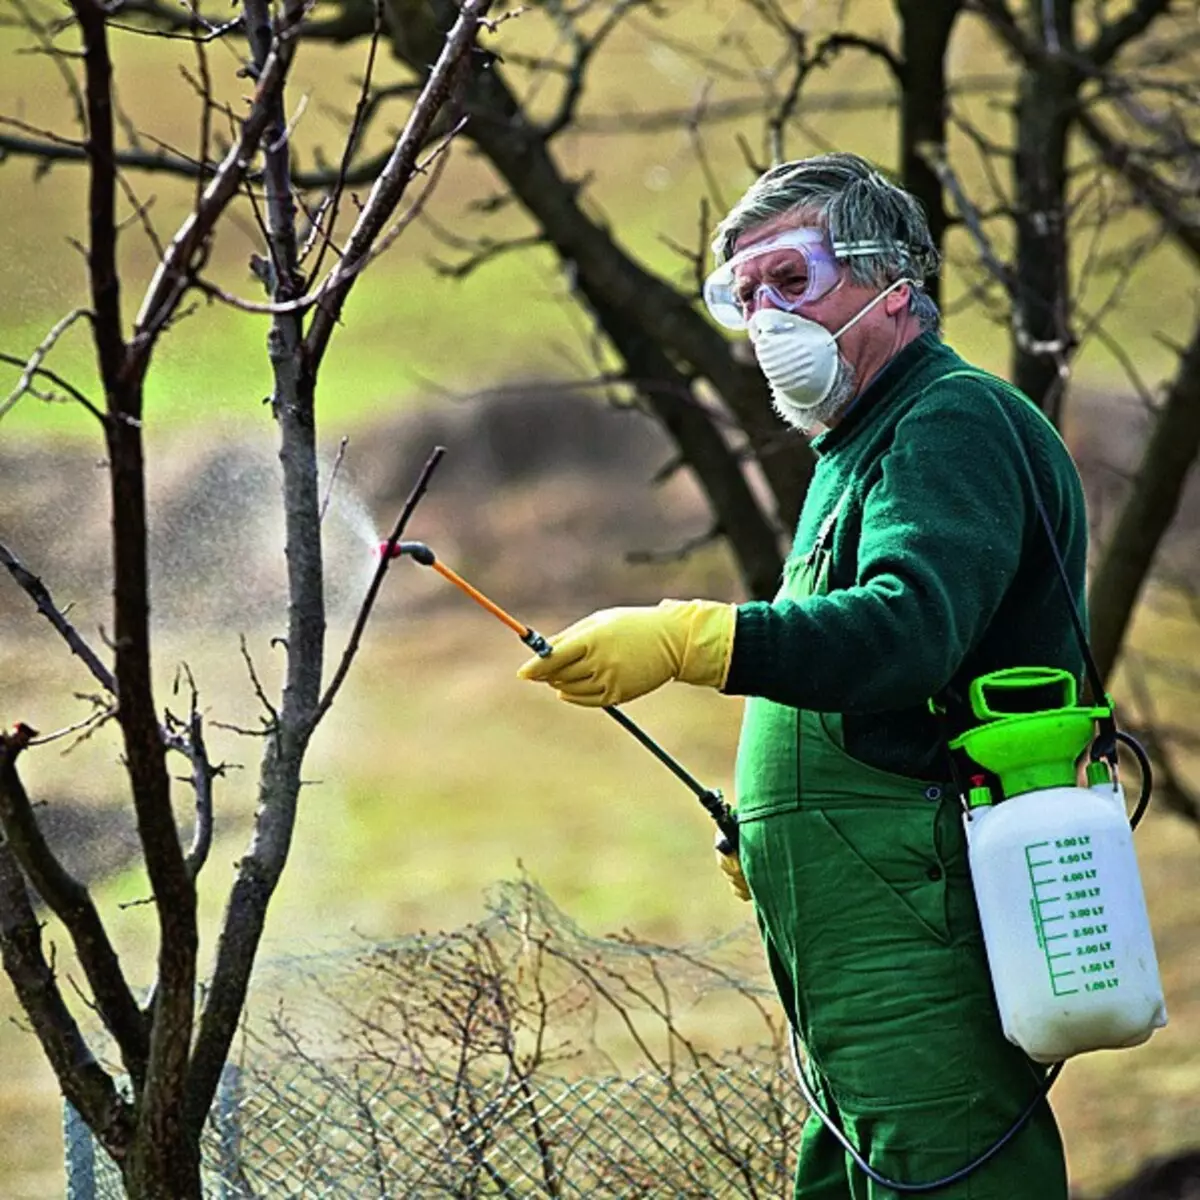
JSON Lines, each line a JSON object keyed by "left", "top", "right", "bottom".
{"left": 1, "top": 0, "right": 1198, "bottom": 1195}
{"left": 1, "top": 2, "right": 1196, "bottom": 438}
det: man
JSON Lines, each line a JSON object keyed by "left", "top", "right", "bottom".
{"left": 518, "top": 153, "right": 1087, "bottom": 1198}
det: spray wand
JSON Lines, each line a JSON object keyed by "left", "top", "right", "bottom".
{"left": 379, "top": 539, "right": 739, "bottom": 850}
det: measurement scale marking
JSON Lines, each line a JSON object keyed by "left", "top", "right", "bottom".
{"left": 1025, "top": 843, "right": 1084, "bottom": 996}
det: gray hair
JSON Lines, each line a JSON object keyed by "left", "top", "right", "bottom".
{"left": 712, "top": 153, "right": 941, "bottom": 332}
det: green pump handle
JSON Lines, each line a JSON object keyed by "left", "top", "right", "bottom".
{"left": 967, "top": 666, "right": 1078, "bottom": 720}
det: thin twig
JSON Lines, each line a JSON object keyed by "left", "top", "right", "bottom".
{"left": 0, "top": 352, "right": 106, "bottom": 422}
{"left": 315, "top": 446, "right": 446, "bottom": 725}
{"left": 192, "top": 125, "right": 461, "bottom": 315}
{"left": 304, "top": 0, "right": 495, "bottom": 369}
{"left": 238, "top": 634, "right": 279, "bottom": 729}
{"left": 319, "top": 436, "right": 350, "bottom": 523}
{"left": 28, "top": 707, "right": 117, "bottom": 749}
{"left": 0, "top": 541, "right": 116, "bottom": 695}
{"left": 304, "top": 0, "right": 385, "bottom": 289}
{"left": 0, "top": 309, "right": 93, "bottom": 420}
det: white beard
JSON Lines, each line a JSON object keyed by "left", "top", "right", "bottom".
{"left": 770, "top": 355, "right": 857, "bottom": 434}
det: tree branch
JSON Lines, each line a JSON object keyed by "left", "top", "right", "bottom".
{"left": 538, "top": 0, "right": 648, "bottom": 139}
{"left": 303, "top": 0, "right": 386, "bottom": 288}
{"left": 127, "top": 12, "right": 300, "bottom": 371}
{"left": 0, "top": 308, "right": 98, "bottom": 422}
{"left": 1088, "top": 316, "right": 1200, "bottom": 683}
{"left": 0, "top": 130, "right": 221, "bottom": 179}
{"left": 1074, "top": 107, "right": 1200, "bottom": 267}
{"left": 0, "top": 835, "right": 135, "bottom": 1161}
{"left": 71, "top": 0, "right": 125, "bottom": 393}
{"left": 171, "top": 678, "right": 218, "bottom": 881}
{"left": 918, "top": 144, "right": 1014, "bottom": 291}
{"left": 304, "top": 0, "right": 494, "bottom": 370}
{"left": 0, "top": 540, "right": 116, "bottom": 694}
{"left": 316, "top": 445, "right": 446, "bottom": 725}
{"left": 1121, "top": 657, "right": 1200, "bottom": 828}
{"left": 1087, "top": 0, "right": 1175, "bottom": 69}
{"left": 0, "top": 732, "right": 148, "bottom": 1090}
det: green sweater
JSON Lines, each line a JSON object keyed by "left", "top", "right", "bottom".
{"left": 723, "top": 332, "right": 1089, "bottom": 779}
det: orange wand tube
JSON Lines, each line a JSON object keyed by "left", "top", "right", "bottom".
{"left": 378, "top": 540, "right": 552, "bottom": 657}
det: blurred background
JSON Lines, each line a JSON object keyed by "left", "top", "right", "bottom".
{"left": 1, "top": 0, "right": 1197, "bottom": 1195}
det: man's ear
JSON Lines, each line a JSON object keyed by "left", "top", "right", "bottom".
{"left": 883, "top": 282, "right": 911, "bottom": 316}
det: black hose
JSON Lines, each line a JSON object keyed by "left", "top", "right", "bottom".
{"left": 1114, "top": 729, "right": 1154, "bottom": 830}
{"left": 788, "top": 1028, "right": 1063, "bottom": 1194}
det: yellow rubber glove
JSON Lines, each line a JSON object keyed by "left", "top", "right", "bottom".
{"left": 516, "top": 599, "right": 736, "bottom": 708}
{"left": 715, "top": 828, "right": 750, "bottom": 902}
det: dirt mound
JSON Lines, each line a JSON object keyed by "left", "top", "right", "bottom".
{"left": 0, "top": 385, "right": 726, "bottom": 636}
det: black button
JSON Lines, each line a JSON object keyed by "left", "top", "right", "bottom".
{"left": 926, "top": 864, "right": 944, "bottom": 881}
{"left": 924, "top": 785, "right": 942, "bottom": 801}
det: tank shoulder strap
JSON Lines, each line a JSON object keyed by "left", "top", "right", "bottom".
{"left": 923, "top": 366, "right": 1117, "bottom": 766}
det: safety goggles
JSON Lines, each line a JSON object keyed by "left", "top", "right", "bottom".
{"left": 702, "top": 228, "right": 896, "bottom": 330}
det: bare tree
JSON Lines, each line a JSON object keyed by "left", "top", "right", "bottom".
{"left": 8, "top": 2, "right": 1193, "bottom": 809}
{"left": 0, "top": 0, "right": 495, "bottom": 1194}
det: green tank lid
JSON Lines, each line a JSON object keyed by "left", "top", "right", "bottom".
{"left": 948, "top": 667, "right": 1110, "bottom": 799}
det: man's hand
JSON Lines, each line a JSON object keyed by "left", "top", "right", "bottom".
{"left": 715, "top": 831, "right": 750, "bottom": 902}
{"left": 516, "top": 599, "right": 736, "bottom": 707}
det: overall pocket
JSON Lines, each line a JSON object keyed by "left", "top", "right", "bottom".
{"left": 739, "top": 806, "right": 977, "bottom": 1107}
{"left": 814, "top": 804, "right": 952, "bottom": 947}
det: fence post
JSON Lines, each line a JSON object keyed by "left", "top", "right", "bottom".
{"left": 215, "top": 1062, "right": 243, "bottom": 1198}
{"left": 63, "top": 1101, "right": 96, "bottom": 1200}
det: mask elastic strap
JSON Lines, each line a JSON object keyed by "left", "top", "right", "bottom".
{"left": 832, "top": 276, "right": 914, "bottom": 341}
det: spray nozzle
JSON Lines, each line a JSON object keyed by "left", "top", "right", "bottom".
{"left": 376, "top": 539, "right": 436, "bottom": 566}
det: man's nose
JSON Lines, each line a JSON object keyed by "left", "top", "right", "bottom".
{"left": 744, "top": 283, "right": 785, "bottom": 319}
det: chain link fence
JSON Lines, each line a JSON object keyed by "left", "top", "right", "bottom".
{"left": 65, "top": 880, "right": 805, "bottom": 1197}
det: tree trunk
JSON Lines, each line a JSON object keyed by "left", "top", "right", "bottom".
{"left": 1087, "top": 323, "right": 1200, "bottom": 683}
{"left": 895, "top": 0, "right": 963, "bottom": 310}
{"left": 1010, "top": 0, "right": 1079, "bottom": 421}
{"left": 121, "top": 1125, "right": 202, "bottom": 1199}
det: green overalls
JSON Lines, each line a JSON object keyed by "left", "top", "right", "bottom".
{"left": 735, "top": 503, "right": 1068, "bottom": 1199}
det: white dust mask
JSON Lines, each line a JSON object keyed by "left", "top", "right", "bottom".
{"left": 747, "top": 277, "right": 914, "bottom": 416}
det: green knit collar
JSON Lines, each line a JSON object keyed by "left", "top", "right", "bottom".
{"left": 813, "top": 331, "right": 950, "bottom": 455}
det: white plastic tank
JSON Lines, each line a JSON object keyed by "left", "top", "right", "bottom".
{"left": 965, "top": 778, "right": 1167, "bottom": 1062}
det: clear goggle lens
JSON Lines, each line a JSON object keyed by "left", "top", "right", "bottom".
{"left": 703, "top": 229, "right": 895, "bottom": 330}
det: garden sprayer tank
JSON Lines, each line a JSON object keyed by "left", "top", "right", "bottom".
{"left": 951, "top": 667, "right": 1167, "bottom": 1064}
